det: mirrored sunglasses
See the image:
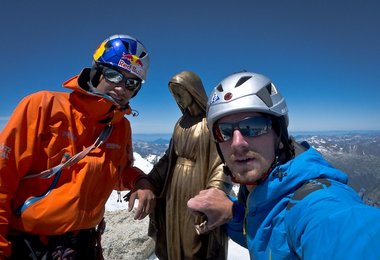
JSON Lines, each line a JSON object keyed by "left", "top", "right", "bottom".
{"left": 103, "top": 68, "right": 142, "bottom": 92}
{"left": 213, "top": 116, "right": 272, "bottom": 143}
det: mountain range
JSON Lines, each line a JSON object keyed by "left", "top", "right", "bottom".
{"left": 293, "top": 132, "right": 380, "bottom": 206}
{"left": 133, "top": 131, "right": 380, "bottom": 207}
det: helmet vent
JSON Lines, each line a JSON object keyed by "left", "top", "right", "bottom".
{"left": 122, "top": 41, "right": 131, "bottom": 53}
{"left": 257, "top": 83, "right": 273, "bottom": 107}
{"left": 216, "top": 84, "right": 224, "bottom": 92}
{"left": 139, "top": 51, "right": 147, "bottom": 58}
{"left": 105, "top": 41, "right": 112, "bottom": 50}
{"left": 269, "top": 83, "right": 278, "bottom": 95}
{"left": 235, "top": 76, "right": 252, "bottom": 88}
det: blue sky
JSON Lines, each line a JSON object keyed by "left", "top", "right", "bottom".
{"left": 1, "top": 0, "right": 379, "bottom": 134}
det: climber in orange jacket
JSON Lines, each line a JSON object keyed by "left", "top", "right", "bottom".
{"left": 0, "top": 34, "right": 156, "bottom": 259}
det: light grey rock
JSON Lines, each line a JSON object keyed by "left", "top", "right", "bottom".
{"left": 102, "top": 209, "right": 155, "bottom": 260}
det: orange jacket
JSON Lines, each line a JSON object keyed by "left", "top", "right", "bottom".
{"left": 0, "top": 69, "right": 145, "bottom": 257}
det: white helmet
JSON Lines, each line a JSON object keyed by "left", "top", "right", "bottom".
{"left": 207, "top": 71, "right": 289, "bottom": 140}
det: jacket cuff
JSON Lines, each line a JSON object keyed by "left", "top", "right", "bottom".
{"left": 232, "top": 201, "right": 245, "bottom": 222}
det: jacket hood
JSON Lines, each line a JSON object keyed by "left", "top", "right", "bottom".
{"left": 251, "top": 142, "right": 348, "bottom": 208}
{"left": 63, "top": 68, "right": 132, "bottom": 123}
{"left": 169, "top": 71, "right": 207, "bottom": 114}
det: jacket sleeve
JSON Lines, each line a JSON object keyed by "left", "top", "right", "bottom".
{"left": 285, "top": 184, "right": 380, "bottom": 259}
{"left": 121, "top": 166, "right": 148, "bottom": 190}
{"left": 0, "top": 94, "right": 45, "bottom": 257}
{"left": 225, "top": 196, "right": 247, "bottom": 248}
{"left": 118, "top": 123, "right": 151, "bottom": 191}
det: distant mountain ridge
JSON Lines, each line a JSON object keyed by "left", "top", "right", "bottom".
{"left": 133, "top": 133, "right": 171, "bottom": 142}
{"left": 133, "top": 140, "right": 168, "bottom": 165}
{"left": 294, "top": 132, "right": 380, "bottom": 157}
{"left": 298, "top": 133, "right": 380, "bottom": 206}
{"left": 133, "top": 132, "right": 380, "bottom": 206}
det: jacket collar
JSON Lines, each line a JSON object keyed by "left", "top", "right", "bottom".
{"left": 63, "top": 68, "right": 132, "bottom": 124}
{"left": 249, "top": 143, "right": 348, "bottom": 208}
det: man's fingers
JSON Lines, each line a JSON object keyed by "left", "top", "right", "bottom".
{"left": 128, "top": 192, "right": 137, "bottom": 211}
{"left": 134, "top": 201, "right": 143, "bottom": 220}
{"left": 198, "top": 189, "right": 211, "bottom": 195}
{"left": 193, "top": 210, "right": 206, "bottom": 217}
{"left": 134, "top": 207, "right": 144, "bottom": 220}
{"left": 194, "top": 219, "right": 212, "bottom": 235}
{"left": 187, "top": 197, "right": 205, "bottom": 210}
{"left": 134, "top": 193, "right": 148, "bottom": 220}
{"left": 127, "top": 189, "right": 156, "bottom": 220}
{"left": 145, "top": 198, "right": 156, "bottom": 214}
{"left": 134, "top": 200, "right": 149, "bottom": 220}
{"left": 188, "top": 198, "right": 210, "bottom": 217}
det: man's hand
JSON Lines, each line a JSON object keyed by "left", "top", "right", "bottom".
{"left": 126, "top": 178, "right": 156, "bottom": 220}
{"left": 187, "top": 188, "right": 233, "bottom": 234}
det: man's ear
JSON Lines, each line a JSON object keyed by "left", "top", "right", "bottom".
{"left": 275, "top": 132, "right": 284, "bottom": 150}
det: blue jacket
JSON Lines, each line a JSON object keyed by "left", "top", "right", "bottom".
{"left": 227, "top": 142, "right": 380, "bottom": 259}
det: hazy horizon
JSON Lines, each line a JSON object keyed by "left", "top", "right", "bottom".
{"left": 132, "top": 130, "right": 380, "bottom": 142}
{"left": 1, "top": 119, "right": 380, "bottom": 138}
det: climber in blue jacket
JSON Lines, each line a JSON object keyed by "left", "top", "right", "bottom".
{"left": 188, "top": 71, "right": 380, "bottom": 259}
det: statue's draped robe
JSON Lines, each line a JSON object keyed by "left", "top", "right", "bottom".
{"left": 148, "top": 71, "right": 231, "bottom": 260}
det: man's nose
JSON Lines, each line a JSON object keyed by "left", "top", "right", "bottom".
{"left": 231, "top": 129, "right": 248, "bottom": 147}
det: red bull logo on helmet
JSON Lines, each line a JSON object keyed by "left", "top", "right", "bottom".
{"left": 118, "top": 52, "right": 144, "bottom": 79}
{"left": 121, "top": 53, "right": 144, "bottom": 67}
{"left": 118, "top": 60, "right": 144, "bottom": 79}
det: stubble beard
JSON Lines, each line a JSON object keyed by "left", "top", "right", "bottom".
{"left": 228, "top": 151, "right": 270, "bottom": 183}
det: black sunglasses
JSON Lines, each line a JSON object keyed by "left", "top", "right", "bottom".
{"left": 102, "top": 67, "right": 142, "bottom": 92}
{"left": 213, "top": 116, "right": 272, "bottom": 143}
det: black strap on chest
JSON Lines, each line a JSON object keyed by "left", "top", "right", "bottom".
{"left": 287, "top": 178, "right": 331, "bottom": 210}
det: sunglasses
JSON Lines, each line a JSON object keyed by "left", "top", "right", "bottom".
{"left": 102, "top": 68, "right": 142, "bottom": 92}
{"left": 213, "top": 116, "right": 272, "bottom": 143}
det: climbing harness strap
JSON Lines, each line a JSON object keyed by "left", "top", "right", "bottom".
{"left": 14, "top": 124, "right": 113, "bottom": 216}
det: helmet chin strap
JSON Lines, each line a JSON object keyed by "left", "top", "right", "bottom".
{"left": 88, "top": 65, "right": 139, "bottom": 110}
{"left": 86, "top": 80, "right": 131, "bottom": 112}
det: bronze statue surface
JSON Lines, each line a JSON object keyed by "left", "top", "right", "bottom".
{"left": 148, "top": 71, "right": 231, "bottom": 260}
